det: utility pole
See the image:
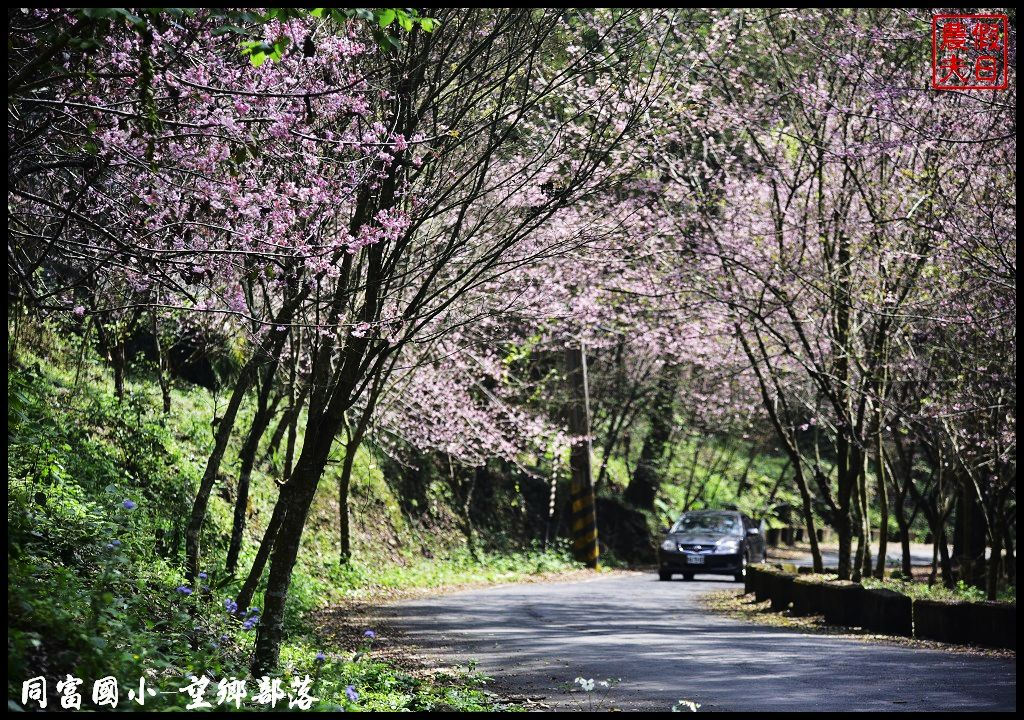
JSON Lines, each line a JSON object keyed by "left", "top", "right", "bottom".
{"left": 565, "top": 339, "right": 599, "bottom": 569}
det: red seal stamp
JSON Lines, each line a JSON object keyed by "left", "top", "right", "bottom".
{"left": 932, "top": 14, "right": 1009, "bottom": 90}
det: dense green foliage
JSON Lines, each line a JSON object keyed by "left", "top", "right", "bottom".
{"left": 7, "top": 327, "right": 574, "bottom": 710}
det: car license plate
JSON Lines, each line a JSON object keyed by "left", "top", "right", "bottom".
{"left": 686, "top": 554, "right": 705, "bottom": 565}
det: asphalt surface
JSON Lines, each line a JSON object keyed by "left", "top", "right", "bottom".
{"left": 380, "top": 573, "right": 1016, "bottom": 712}
{"left": 783, "top": 541, "right": 935, "bottom": 569}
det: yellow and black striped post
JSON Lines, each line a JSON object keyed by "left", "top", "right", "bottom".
{"left": 565, "top": 341, "right": 599, "bottom": 569}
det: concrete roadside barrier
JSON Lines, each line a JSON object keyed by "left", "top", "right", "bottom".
{"left": 913, "top": 599, "right": 969, "bottom": 644}
{"left": 965, "top": 601, "right": 1016, "bottom": 649}
{"left": 821, "top": 580, "right": 863, "bottom": 627}
{"left": 742, "top": 565, "right": 1013, "bottom": 649}
{"left": 752, "top": 566, "right": 774, "bottom": 603}
{"left": 790, "top": 576, "right": 826, "bottom": 616}
{"left": 913, "top": 598, "right": 1016, "bottom": 648}
{"left": 744, "top": 563, "right": 763, "bottom": 595}
{"left": 768, "top": 571, "right": 797, "bottom": 612}
{"left": 861, "top": 587, "right": 912, "bottom": 637}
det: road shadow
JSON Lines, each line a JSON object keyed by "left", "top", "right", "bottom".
{"left": 378, "top": 573, "right": 1017, "bottom": 712}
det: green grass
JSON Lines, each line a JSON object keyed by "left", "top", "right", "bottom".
{"left": 327, "top": 544, "right": 577, "bottom": 595}
{"left": 863, "top": 577, "right": 1016, "bottom": 604}
{"left": 7, "top": 326, "right": 574, "bottom": 710}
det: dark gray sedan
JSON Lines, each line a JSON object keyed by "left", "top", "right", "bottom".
{"left": 657, "top": 510, "right": 767, "bottom": 581}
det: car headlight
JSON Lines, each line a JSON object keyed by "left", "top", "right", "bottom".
{"left": 660, "top": 539, "right": 677, "bottom": 551}
{"left": 715, "top": 539, "right": 740, "bottom": 554}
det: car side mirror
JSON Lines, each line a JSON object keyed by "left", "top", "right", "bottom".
{"left": 746, "top": 527, "right": 760, "bottom": 536}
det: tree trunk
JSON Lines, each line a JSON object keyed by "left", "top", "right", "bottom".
{"left": 225, "top": 372, "right": 279, "bottom": 576}
{"left": 852, "top": 508, "right": 866, "bottom": 583}
{"left": 235, "top": 495, "right": 288, "bottom": 615}
{"left": 832, "top": 434, "right": 860, "bottom": 580}
{"left": 873, "top": 432, "right": 889, "bottom": 579}
{"left": 111, "top": 341, "right": 126, "bottom": 400}
{"left": 733, "top": 324, "right": 824, "bottom": 572}
{"left": 283, "top": 387, "right": 300, "bottom": 482}
{"left": 252, "top": 450, "right": 329, "bottom": 675}
{"left": 937, "top": 527, "right": 954, "bottom": 589}
{"left": 337, "top": 403, "right": 375, "bottom": 564}
{"left": 954, "top": 485, "right": 987, "bottom": 589}
{"left": 263, "top": 381, "right": 310, "bottom": 465}
{"left": 1002, "top": 523, "right": 1015, "bottom": 583}
{"left": 895, "top": 509, "right": 912, "bottom": 577}
{"left": 151, "top": 309, "right": 172, "bottom": 413}
{"left": 624, "top": 367, "right": 677, "bottom": 511}
{"left": 185, "top": 318, "right": 292, "bottom": 583}
{"left": 857, "top": 456, "right": 873, "bottom": 580}
{"left": 338, "top": 439, "right": 360, "bottom": 564}
{"left": 834, "top": 228, "right": 855, "bottom": 581}
{"left": 564, "top": 342, "right": 599, "bottom": 568}
{"left": 249, "top": 309, "right": 380, "bottom": 672}
{"left": 889, "top": 449, "right": 915, "bottom": 579}
{"left": 929, "top": 537, "right": 939, "bottom": 586}
{"left": 836, "top": 502, "right": 853, "bottom": 581}
{"left": 595, "top": 391, "right": 639, "bottom": 489}
{"left": 921, "top": 501, "right": 955, "bottom": 589}
{"left": 234, "top": 374, "right": 300, "bottom": 614}
{"left": 792, "top": 463, "right": 824, "bottom": 572}
{"left": 184, "top": 358, "right": 256, "bottom": 583}
{"left": 985, "top": 525, "right": 1002, "bottom": 601}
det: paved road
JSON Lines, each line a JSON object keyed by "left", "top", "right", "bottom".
{"left": 780, "top": 542, "right": 934, "bottom": 569}
{"left": 379, "top": 573, "right": 1016, "bottom": 712}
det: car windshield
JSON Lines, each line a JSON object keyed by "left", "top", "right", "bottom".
{"left": 671, "top": 513, "right": 741, "bottom": 536}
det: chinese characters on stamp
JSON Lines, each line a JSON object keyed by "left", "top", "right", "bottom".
{"left": 932, "top": 14, "right": 1009, "bottom": 90}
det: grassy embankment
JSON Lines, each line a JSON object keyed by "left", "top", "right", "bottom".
{"left": 8, "top": 327, "right": 580, "bottom": 711}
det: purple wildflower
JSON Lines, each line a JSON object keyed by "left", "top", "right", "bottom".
{"left": 363, "top": 629, "right": 376, "bottom": 639}
{"left": 224, "top": 598, "right": 238, "bottom": 613}
{"left": 198, "top": 572, "right": 207, "bottom": 580}
{"left": 122, "top": 499, "right": 137, "bottom": 510}
{"left": 176, "top": 586, "right": 193, "bottom": 596}
{"left": 345, "top": 685, "right": 359, "bottom": 702}
{"left": 315, "top": 651, "right": 326, "bottom": 663}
